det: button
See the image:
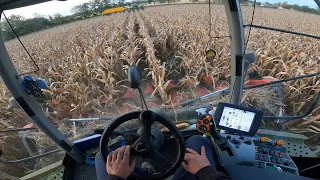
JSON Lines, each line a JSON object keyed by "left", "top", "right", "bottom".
{"left": 239, "top": 136, "right": 244, "bottom": 140}
{"left": 244, "top": 140, "right": 252, "bottom": 145}
{"left": 260, "top": 137, "right": 269, "bottom": 143}
{"left": 263, "top": 148, "right": 269, "bottom": 154}
{"left": 269, "top": 150, "right": 275, "bottom": 156}
{"left": 276, "top": 158, "right": 283, "bottom": 164}
{"left": 226, "top": 135, "right": 231, "bottom": 139}
{"left": 259, "top": 162, "right": 266, "bottom": 168}
{"left": 279, "top": 152, "right": 284, "bottom": 158}
{"left": 276, "top": 140, "right": 285, "bottom": 146}
{"left": 274, "top": 151, "right": 280, "bottom": 157}
{"left": 263, "top": 155, "right": 269, "bottom": 162}
{"left": 203, "top": 119, "right": 209, "bottom": 124}
{"left": 271, "top": 157, "right": 276, "bottom": 163}
{"left": 197, "top": 120, "right": 201, "bottom": 124}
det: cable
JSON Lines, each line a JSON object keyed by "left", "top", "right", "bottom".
{"left": 243, "top": 0, "right": 257, "bottom": 53}
{"left": 139, "top": 91, "right": 144, "bottom": 110}
{"left": 208, "top": 0, "right": 211, "bottom": 38}
{"left": 2, "top": 12, "right": 40, "bottom": 76}
{"left": 138, "top": 88, "right": 148, "bottom": 110}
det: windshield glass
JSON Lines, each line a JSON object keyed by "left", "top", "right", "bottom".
{"left": 1, "top": 0, "right": 320, "bottom": 178}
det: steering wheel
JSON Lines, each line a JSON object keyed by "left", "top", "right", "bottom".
{"left": 99, "top": 110, "right": 186, "bottom": 180}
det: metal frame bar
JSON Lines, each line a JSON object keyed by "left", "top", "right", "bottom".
{"left": 0, "top": 12, "right": 84, "bottom": 163}
{"left": 223, "top": 0, "right": 245, "bottom": 105}
{"left": 0, "top": 149, "right": 63, "bottom": 164}
{"left": 243, "top": 24, "right": 320, "bottom": 40}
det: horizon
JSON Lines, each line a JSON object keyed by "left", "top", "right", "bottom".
{"left": 2, "top": 0, "right": 319, "bottom": 19}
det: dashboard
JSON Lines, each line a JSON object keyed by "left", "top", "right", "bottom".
{"left": 196, "top": 103, "right": 310, "bottom": 179}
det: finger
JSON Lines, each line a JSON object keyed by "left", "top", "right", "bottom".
{"left": 184, "top": 153, "right": 192, "bottom": 161}
{"left": 112, "top": 149, "right": 118, "bottom": 161}
{"left": 107, "top": 152, "right": 113, "bottom": 164}
{"left": 181, "top": 161, "right": 188, "bottom": 170}
{"left": 117, "top": 146, "right": 126, "bottom": 161}
{"left": 129, "top": 158, "right": 136, "bottom": 172}
{"left": 186, "top": 148, "right": 199, "bottom": 155}
{"left": 201, "top": 146, "right": 206, "bottom": 156}
{"left": 123, "top": 145, "right": 130, "bottom": 162}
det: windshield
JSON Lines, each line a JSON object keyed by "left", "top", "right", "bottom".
{"left": 1, "top": 0, "right": 320, "bottom": 178}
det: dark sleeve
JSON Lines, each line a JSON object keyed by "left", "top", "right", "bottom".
{"left": 195, "top": 166, "right": 231, "bottom": 180}
{"left": 106, "top": 174, "right": 125, "bottom": 180}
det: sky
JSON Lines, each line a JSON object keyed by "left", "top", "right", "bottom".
{"left": 257, "top": 0, "right": 318, "bottom": 8}
{"left": 4, "top": 0, "right": 91, "bottom": 18}
{"left": 3, "top": 0, "right": 319, "bottom": 18}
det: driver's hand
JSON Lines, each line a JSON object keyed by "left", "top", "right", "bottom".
{"left": 181, "top": 146, "right": 211, "bottom": 175}
{"left": 106, "top": 145, "right": 136, "bottom": 179}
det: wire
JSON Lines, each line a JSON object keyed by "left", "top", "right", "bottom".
{"left": 244, "top": 0, "right": 256, "bottom": 53}
{"left": 208, "top": 0, "right": 211, "bottom": 37}
{"left": 138, "top": 88, "right": 148, "bottom": 110}
{"left": 2, "top": 12, "right": 40, "bottom": 77}
{"left": 139, "top": 90, "right": 144, "bottom": 110}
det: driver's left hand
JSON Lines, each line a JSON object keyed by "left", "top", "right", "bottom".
{"left": 106, "top": 145, "right": 136, "bottom": 179}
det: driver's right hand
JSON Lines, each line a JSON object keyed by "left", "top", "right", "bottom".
{"left": 181, "top": 146, "right": 211, "bottom": 175}
{"left": 106, "top": 145, "right": 136, "bottom": 179}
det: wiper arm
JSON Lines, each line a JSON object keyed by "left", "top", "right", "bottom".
{"left": 178, "top": 87, "right": 229, "bottom": 107}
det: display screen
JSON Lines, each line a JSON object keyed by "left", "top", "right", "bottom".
{"left": 219, "top": 106, "right": 256, "bottom": 132}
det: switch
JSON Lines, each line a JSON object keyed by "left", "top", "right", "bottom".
{"left": 255, "top": 154, "right": 259, "bottom": 160}
{"left": 276, "top": 158, "right": 283, "bottom": 164}
{"left": 269, "top": 150, "right": 275, "bottom": 156}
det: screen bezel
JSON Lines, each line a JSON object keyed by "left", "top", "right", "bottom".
{"left": 214, "top": 102, "right": 263, "bottom": 136}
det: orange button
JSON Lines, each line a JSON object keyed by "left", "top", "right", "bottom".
{"left": 260, "top": 137, "right": 269, "bottom": 143}
{"left": 276, "top": 140, "right": 285, "bottom": 146}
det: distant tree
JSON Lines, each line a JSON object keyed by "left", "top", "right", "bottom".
{"left": 72, "top": 3, "right": 92, "bottom": 17}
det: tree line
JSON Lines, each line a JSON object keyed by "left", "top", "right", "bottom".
{"left": 0, "top": 0, "right": 133, "bottom": 41}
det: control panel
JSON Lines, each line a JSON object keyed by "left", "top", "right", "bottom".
{"left": 254, "top": 138, "right": 299, "bottom": 175}
{"left": 212, "top": 134, "right": 299, "bottom": 175}
{"left": 212, "top": 134, "right": 256, "bottom": 166}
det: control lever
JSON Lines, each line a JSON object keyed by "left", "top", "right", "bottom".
{"left": 210, "top": 120, "right": 228, "bottom": 149}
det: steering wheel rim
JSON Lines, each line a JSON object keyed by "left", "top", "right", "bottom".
{"left": 99, "top": 111, "right": 185, "bottom": 180}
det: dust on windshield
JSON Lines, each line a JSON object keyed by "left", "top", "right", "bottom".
{"left": 0, "top": 0, "right": 320, "bottom": 178}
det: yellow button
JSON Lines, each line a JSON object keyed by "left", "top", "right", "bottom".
{"left": 276, "top": 140, "right": 285, "bottom": 146}
{"left": 260, "top": 137, "right": 269, "bottom": 143}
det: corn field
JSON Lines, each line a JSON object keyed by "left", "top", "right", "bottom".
{"left": 1, "top": 4, "right": 320, "bottom": 177}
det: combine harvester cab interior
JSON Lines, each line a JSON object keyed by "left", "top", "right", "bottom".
{"left": 0, "top": 0, "right": 320, "bottom": 179}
